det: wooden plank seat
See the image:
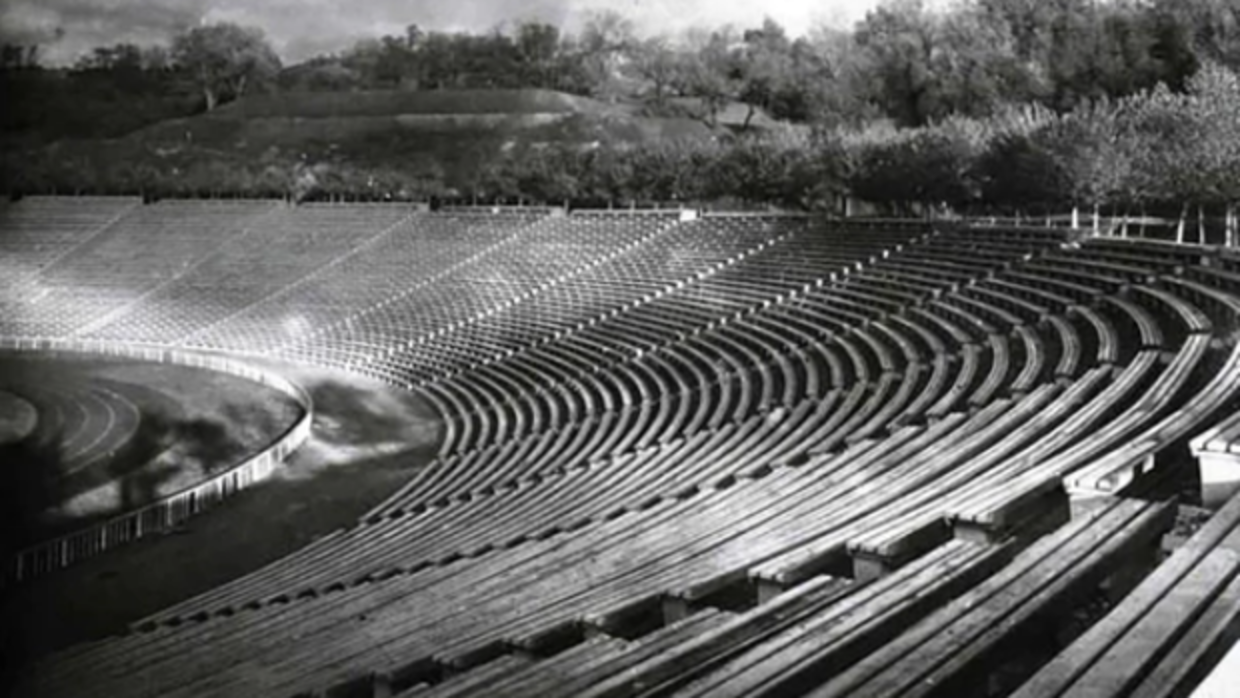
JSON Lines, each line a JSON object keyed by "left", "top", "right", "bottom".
{"left": 988, "top": 275, "right": 1077, "bottom": 313}
{"left": 670, "top": 343, "right": 727, "bottom": 435}
{"left": 871, "top": 319, "right": 927, "bottom": 369}
{"left": 478, "top": 364, "right": 538, "bottom": 437}
{"left": 967, "top": 282, "right": 1049, "bottom": 323}
{"left": 889, "top": 312, "right": 948, "bottom": 357}
{"left": 952, "top": 340, "right": 1195, "bottom": 531}
{"left": 666, "top": 539, "right": 1015, "bottom": 698}
{"left": 43, "top": 446, "right": 1036, "bottom": 689}
{"left": 729, "top": 321, "right": 799, "bottom": 408}
{"left": 811, "top": 497, "right": 1176, "bottom": 698}
{"left": 1086, "top": 237, "right": 1205, "bottom": 263}
{"left": 1070, "top": 304, "right": 1121, "bottom": 366}
{"left": 1038, "top": 250, "right": 1155, "bottom": 285}
{"left": 1069, "top": 332, "right": 1231, "bottom": 494}
{"left": 1046, "top": 313, "right": 1084, "bottom": 379}
{"left": 712, "top": 325, "right": 780, "bottom": 412}
{"left": 806, "top": 371, "right": 899, "bottom": 455}
{"left": 1163, "top": 276, "right": 1240, "bottom": 335}
{"left": 741, "top": 315, "right": 818, "bottom": 404}
{"left": 669, "top": 420, "right": 955, "bottom": 602}
{"left": 420, "top": 609, "right": 735, "bottom": 698}
{"left": 1011, "top": 489, "right": 1240, "bottom": 698}
{"left": 911, "top": 305, "right": 978, "bottom": 346}
{"left": 1074, "top": 245, "right": 1189, "bottom": 275}
{"left": 820, "top": 283, "right": 905, "bottom": 314}
{"left": 576, "top": 575, "right": 856, "bottom": 698}
{"left": 926, "top": 344, "right": 982, "bottom": 419}
{"left": 746, "top": 405, "right": 1004, "bottom": 591}
{"left": 1004, "top": 269, "right": 1105, "bottom": 303}
{"left": 771, "top": 389, "right": 1059, "bottom": 586}
{"left": 269, "top": 445, "right": 726, "bottom": 604}
{"left": 967, "top": 334, "right": 1012, "bottom": 407}
{"left": 683, "top": 336, "right": 750, "bottom": 429}
{"left": 857, "top": 267, "right": 949, "bottom": 296}
{"left": 772, "top": 382, "right": 869, "bottom": 463}
{"left": 781, "top": 299, "right": 863, "bottom": 335}
{"left": 593, "top": 318, "right": 671, "bottom": 354}
{"left": 955, "top": 224, "right": 1074, "bottom": 243}
{"left": 1102, "top": 295, "right": 1165, "bottom": 350}
{"left": 452, "top": 371, "right": 513, "bottom": 446}
{"left": 1019, "top": 260, "right": 1129, "bottom": 294}
{"left": 851, "top": 324, "right": 901, "bottom": 375}
{"left": 1186, "top": 264, "right": 1240, "bottom": 298}
{"left": 851, "top": 373, "right": 1110, "bottom": 567}
{"left": 424, "top": 382, "right": 476, "bottom": 456}
{"left": 933, "top": 297, "right": 1001, "bottom": 335}
{"left": 1130, "top": 284, "right": 1215, "bottom": 337}
{"left": 895, "top": 248, "right": 1004, "bottom": 275}
{"left": 393, "top": 653, "right": 536, "bottom": 697}
{"left": 523, "top": 351, "right": 595, "bottom": 421}
{"left": 1010, "top": 324, "right": 1048, "bottom": 394}
{"left": 830, "top": 334, "right": 873, "bottom": 386}
{"left": 1191, "top": 407, "right": 1240, "bottom": 456}
{"left": 872, "top": 258, "right": 975, "bottom": 283}
{"left": 846, "top": 362, "right": 928, "bottom": 443}
{"left": 839, "top": 276, "right": 925, "bottom": 307}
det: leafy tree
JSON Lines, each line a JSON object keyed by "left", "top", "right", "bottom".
{"left": 514, "top": 22, "right": 563, "bottom": 88}
{"left": 577, "top": 10, "right": 637, "bottom": 101}
{"left": 624, "top": 36, "right": 682, "bottom": 108}
{"left": 171, "top": 22, "right": 281, "bottom": 111}
{"left": 1155, "top": 0, "right": 1240, "bottom": 69}
{"left": 853, "top": 0, "right": 941, "bottom": 126}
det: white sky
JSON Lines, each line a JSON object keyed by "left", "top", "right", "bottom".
{"left": 0, "top": 0, "right": 887, "bottom": 65}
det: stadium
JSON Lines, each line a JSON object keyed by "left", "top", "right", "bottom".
{"left": 5, "top": 0, "right": 1240, "bottom": 696}
{"left": 3, "top": 194, "right": 1240, "bottom": 697}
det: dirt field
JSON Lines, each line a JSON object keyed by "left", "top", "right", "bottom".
{"left": 0, "top": 354, "right": 303, "bottom": 546}
{"left": 0, "top": 357, "right": 441, "bottom": 676}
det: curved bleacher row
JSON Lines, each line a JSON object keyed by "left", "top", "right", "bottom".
{"left": 3, "top": 198, "right": 1240, "bottom": 696}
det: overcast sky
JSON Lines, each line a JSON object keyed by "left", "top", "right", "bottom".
{"left": 0, "top": 0, "right": 884, "bottom": 65}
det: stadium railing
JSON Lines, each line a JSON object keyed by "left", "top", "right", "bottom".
{"left": 0, "top": 337, "right": 314, "bottom": 586}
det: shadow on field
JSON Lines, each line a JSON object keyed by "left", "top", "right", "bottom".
{"left": 4, "top": 409, "right": 259, "bottom": 549}
{"left": 0, "top": 373, "right": 442, "bottom": 685}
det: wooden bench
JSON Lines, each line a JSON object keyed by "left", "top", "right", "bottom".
{"left": 809, "top": 497, "right": 1175, "bottom": 698}
{"left": 1070, "top": 305, "right": 1120, "bottom": 366}
{"left": 667, "top": 539, "right": 1015, "bottom": 698}
{"left": 1012, "top": 489, "right": 1240, "bottom": 698}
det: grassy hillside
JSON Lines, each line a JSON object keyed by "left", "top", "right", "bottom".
{"left": 2, "top": 88, "right": 728, "bottom": 199}
{"left": 213, "top": 88, "right": 625, "bottom": 119}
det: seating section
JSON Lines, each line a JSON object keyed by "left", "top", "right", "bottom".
{"left": 81, "top": 204, "right": 416, "bottom": 344}
{"left": 4, "top": 201, "right": 1240, "bottom": 697}
{"left": 1, "top": 200, "right": 279, "bottom": 337}
{"left": 0, "top": 196, "right": 140, "bottom": 293}
{"left": 1012, "top": 491, "right": 1240, "bottom": 698}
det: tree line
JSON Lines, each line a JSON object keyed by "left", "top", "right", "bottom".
{"left": 1, "top": 0, "right": 1238, "bottom": 219}
{"left": 6, "top": 1, "right": 1240, "bottom": 133}
{"left": 7, "top": 62, "right": 1236, "bottom": 221}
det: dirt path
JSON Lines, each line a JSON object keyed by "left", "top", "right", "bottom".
{"left": 0, "top": 359, "right": 441, "bottom": 676}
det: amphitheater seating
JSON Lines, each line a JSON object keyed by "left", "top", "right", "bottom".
{"left": 807, "top": 497, "right": 1174, "bottom": 698}
{"left": 0, "top": 196, "right": 139, "bottom": 291}
{"left": 84, "top": 204, "right": 415, "bottom": 344}
{"left": 8, "top": 202, "right": 1240, "bottom": 698}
